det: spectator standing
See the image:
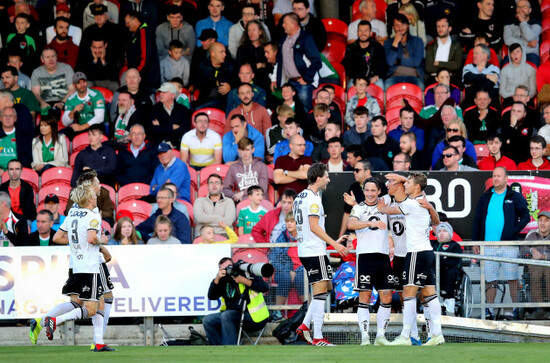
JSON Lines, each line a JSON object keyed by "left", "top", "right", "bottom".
{"left": 195, "top": 0, "right": 233, "bottom": 48}
{"left": 503, "top": 0, "right": 541, "bottom": 66}
{"left": 156, "top": 6, "right": 195, "bottom": 61}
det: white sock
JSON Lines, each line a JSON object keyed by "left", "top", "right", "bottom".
{"left": 423, "top": 302, "right": 432, "bottom": 337}
{"left": 312, "top": 294, "right": 327, "bottom": 340}
{"left": 92, "top": 310, "right": 105, "bottom": 345}
{"left": 426, "top": 295, "right": 442, "bottom": 336}
{"left": 401, "top": 297, "right": 416, "bottom": 338}
{"left": 42, "top": 302, "right": 80, "bottom": 325}
{"left": 357, "top": 302, "right": 370, "bottom": 339}
{"left": 376, "top": 303, "right": 391, "bottom": 338}
{"left": 302, "top": 300, "right": 314, "bottom": 328}
{"left": 103, "top": 298, "right": 113, "bottom": 335}
{"left": 57, "top": 305, "right": 88, "bottom": 325}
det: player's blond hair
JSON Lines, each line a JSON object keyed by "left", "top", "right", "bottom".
{"left": 70, "top": 184, "right": 96, "bottom": 207}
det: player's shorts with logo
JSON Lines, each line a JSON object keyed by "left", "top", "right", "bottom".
{"left": 392, "top": 256, "right": 405, "bottom": 291}
{"left": 99, "top": 262, "right": 114, "bottom": 293}
{"left": 299, "top": 255, "right": 333, "bottom": 284}
{"left": 62, "top": 269, "right": 104, "bottom": 301}
{"left": 403, "top": 250, "right": 436, "bottom": 288}
{"left": 354, "top": 253, "right": 395, "bottom": 291}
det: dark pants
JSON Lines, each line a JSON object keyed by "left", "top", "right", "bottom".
{"left": 202, "top": 309, "right": 267, "bottom": 345}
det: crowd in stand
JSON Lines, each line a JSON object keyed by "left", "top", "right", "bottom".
{"left": 0, "top": 0, "right": 549, "bottom": 261}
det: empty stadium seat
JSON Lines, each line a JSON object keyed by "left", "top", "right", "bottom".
{"left": 187, "top": 164, "right": 198, "bottom": 191}
{"left": 2, "top": 168, "right": 39, "bottom": 192}
{"left": 386, "top": 83, "right": 423, "bottom": 112}
{"left": 541, "top": 40, "right": 550, "bottom": 63}
{"left": 475, "top": 144, "right": 489, "bottom": 161}
{"left": 199, "top": 164, "right": 229, "bottom": 186}
{"left": 332, "top": 63, "right": 347, "bottom": 89}
{"left": 41, "top": 167, "right": 73, "bottom": 187}
{"left": 118, "top": 183, "right": 150, "bottom": 204}
{"left": 322, "top": 40, "right": 346, "bottom": 65}
{"left": 117, "top": 200, "right": 152, "bottom": 224}
{"left": 322, "top": 18, "right": 348, "bottom": 44}
{"left": 179, "top": 199, "right": 194, "bottom": 226}
{"left": 385, "top": 107, "right": 402, "bottom": 132}
{"left": 38, "top": 184, "right": 71, "bottom": 204}
{"left": 69, "top": 150, "right": 79, "bottom": 168}
{"left": 91, "top": 87, "right": 114, "bottom": 104}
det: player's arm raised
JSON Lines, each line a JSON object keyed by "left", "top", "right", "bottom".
{"left": 53, "top": 229, "right": 69, "bottom": 245}
{"left": 377, "top": 198, "right": 401, "bottom": 215}
{"left": 309, "top": 215, "right": 349, "bottom": 257}
{"left": 419, "top": 196, "right": 440, "bottom": 226}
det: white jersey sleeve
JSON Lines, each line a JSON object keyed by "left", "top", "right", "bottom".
{"left": 399, "top": 197, "right": 432, "bottom": 252}
{"left": 66, "top": 207, "right": 102, "bottom": 273}
{"left": 294, "top": 189, "right": 327, "bottom": 258}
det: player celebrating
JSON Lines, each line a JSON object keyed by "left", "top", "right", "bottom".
{"left": 347, "top": 178, "right": 394, "bottom": 346}
{"left": 43, "top": 184, "right": 107, "bottom": 343}
{"left": 294, "top": 163, "right": 349, "bottom": 346}
{"left": 378, "top": 172, "right": 445, "bottom": 346}
{"left": 386, "top": 177, "right": 422, "bottom": 346}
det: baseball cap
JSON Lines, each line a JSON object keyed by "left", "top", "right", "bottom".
{"left": 198, "top": 29, "right": 218, "bottom": 41}
{"left": 116, "top": 209, "right": 134, "bottom": 222}
{"left": 90, "top": 4, "right": 108, "bottom": 16}
{"left": 45, "top": 194, "right": 60, "bottom": 204}
{"left": 157, "top": 82, "right": 177, "bottom": 95}
{"left": 539, "top": 211, "right": 550, "bottom": 219}
{"left": 56, "top": 3, "right": 70, "bottom": 13}
{"left": 157, "top": 142, "right": 171, "bottom": 153}
{"left": 73, "top": 72, "right": 87, "bottom": 83}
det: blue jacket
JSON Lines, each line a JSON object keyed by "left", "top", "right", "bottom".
{"left": 150, "top": 157, "right": 191, "bottom": 202}
{"left": 388, "top": 125, "right": 425, "bottom": 151}
{"left": 472, "top": 186, "right": 530, "bottom": 242}
{"left": 136, "top": 205, "right": 191, "bottom": 244}
{"left": 276, "top": 29, "right": 322, "bottom": 86}
{"left": 195, "top": 16, "right": 233, "bottom": 47}
{"left": 384, "top": 34, "right": 425, "bottom": 78}
{"left": 222, "top": 124, "right": 265, "bottom": 162}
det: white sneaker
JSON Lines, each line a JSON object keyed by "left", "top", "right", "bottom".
{"left": 389, "top": 335, "right": 412, "bottom": 346}
{"left": 424, "top": 334, "right": 445, "bottom": 346}
{"left": 360, "top": 335, "right": 370, "bottom": 346}
{"left": 374, "top": 336, "right": 391, "bottom": 346}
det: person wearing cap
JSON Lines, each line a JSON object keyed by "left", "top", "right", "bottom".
{"left": 432, "top": 222, "right": 463, "bottom": 316}
{"left": 45, "top": 3, "right": 82, "bottom": 46}
{"left": 195, "top": 0, "right": 233, "bottom": 48}
{"left": 71, "top": 124, "right": 117, "bottom": 188}
{"left": 29, "top": 210, "right": 57, "bottom": 246}
{"left": 523, "top": 211, "right": 550, "bottom": 320}
{"left": 61, "top": 72, "right": 106, "bottom": 140}
{"left": 148, "top": 82, "right": 190, "bottom": 146}
{"left": 83, "top": 1, "right": 119, "bottom": 29}
{"left": 190, "top": 28, "right": 218, "bottom": 83}
{"left": 47, "top": 17, "right": 79, "bottom": 69}
{"left": 156, "top": 5, "right": 195, "bottom": 61}
{"left": 124, "top": 10, "right": 161, "bottom": 89}
{"left": 31, "top": 48, "right": 75, "bottom": 111}
{"left": 150, "top": 142, "right": 191, "bottom": 202}
{"left": 0, "top": 159, "right": 36, "bottom": 223}
{"left": 116, "top": 123, "right": 158, "bottom": 186}
{"left": 30, "top": 194, "right": 66, "bottom": 233}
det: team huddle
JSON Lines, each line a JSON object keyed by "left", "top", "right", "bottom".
{"left": 29, "top": 170, "right": 116, "bottom": 352}
{"left": 294, "top": 163, "right": 445, "bottom": 346}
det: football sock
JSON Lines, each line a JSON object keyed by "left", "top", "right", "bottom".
{"left": 92, "top": 310, "right": 105, "bottom": 345}
{"left": 312, "top": 293, "right": 328, "bottom": 340}
{"left": 357, "top": 302, "right": 370, "bottom": 339}
{"left": 376, "top": 302, "right": 391, "bottom": 338}
{"left": 57, "top": 305, "right": 89, "bottom": 325}
{"left": 401, "top": 297, "right": 416, "bottom": 338}
{"left": 425, "top": 294, "right": 442, "bottom": 336}
{"left": 103, "top": 298, "right": 113, "bottom": 335}
{"left": 42, "top": 301, "right": 81, "bottom": 326}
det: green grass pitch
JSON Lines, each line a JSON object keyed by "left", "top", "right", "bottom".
{"left": 2, "top": 344, "right": 550, "bottom": 363}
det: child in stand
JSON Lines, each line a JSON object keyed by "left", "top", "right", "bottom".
{"left": 5, "top": 13, "right": 40, "bottom": 74}
{"left": 433, "top": 222, "right": 462, "bottom": 316}
{"left": 237, "top": 186, "right": 267, "bottom": 236}
{"left": 199, "top": 221, "right": 238, "bottom": 244}
{"left": 160, "top": 40, "right": 190, "bottom": 86}
{"left": 170, "top": 77, "right": 190, "bottom": 109}
{"left": 265, "top": 104, "right": 294, "bottom": 163}
{"left": 147, "top": 216, "right": 181, "bottom": 244}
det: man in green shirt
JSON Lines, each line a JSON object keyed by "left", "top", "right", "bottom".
{"left": 62, "top": 72, "right": 105, "bottom": 140}
{"left": 0, "top": 107, "right": 18, "bottom": 169}
{"left": 419, "top": 84, "right": 463, "bottom": 120}
{"left": 2, "top": 66, "right": 40, "bottom": 118}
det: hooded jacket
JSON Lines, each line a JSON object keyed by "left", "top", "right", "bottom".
{"left": 223, "top": 158, "right": 269, "bottom": 199}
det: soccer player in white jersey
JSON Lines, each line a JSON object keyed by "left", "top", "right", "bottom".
{"left": 386, "top": 177, "right": 423, "bottom": 346}
{"left": 347, "top": 178, "right": 395, "bottom": 346}
{"left": 377, "top": 172, "right": 445, "bottom": 346}
{"left": 42, "top": 183, "right": 108, "bottom": 343}
{"left": 294, "top": 163, "right": 349, "bottom": 346}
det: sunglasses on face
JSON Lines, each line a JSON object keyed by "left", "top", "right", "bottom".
{"left": 446, "top": 128, "right": 459, "bottom": 133}
{"left": 443, "top": 153, "right": 457, "bottom": 158}
{"left": 353, "top": 168, "right": 364, "bottom": 173}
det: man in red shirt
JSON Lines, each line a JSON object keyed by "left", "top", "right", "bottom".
{"left": 478, "top": 134, "right": 517, "bottom": 171}
{"left": 0, "top": 159, "right": 36, "bottom": 222}
{"left": 273, "top": 135, "right": 312, "bottom": 195}
{"left": 517, "top": 136, "right": 550, "bottom": 171}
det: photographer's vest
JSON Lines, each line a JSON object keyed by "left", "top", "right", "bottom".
{"left": 219, "top": 283, "right": 269, "bottom": 323}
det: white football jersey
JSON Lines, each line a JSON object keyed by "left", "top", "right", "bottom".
{"left": 350, "top": 195, "right": 390, "bottom": 255}
{"left": 294, "top": 188, "right": 327, "bottom": 257}
{"left": 388, "top": 197, "right": 408, "bottom": 257}
{"left": 60, "top": 207, "right": 102, "bottom": 273}
{"left": 398, "top": 196, "right": 432, "bottom": 252}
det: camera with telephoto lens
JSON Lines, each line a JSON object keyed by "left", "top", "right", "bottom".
{"left": 226, "top": 260, "right": 274, "bottom": 278}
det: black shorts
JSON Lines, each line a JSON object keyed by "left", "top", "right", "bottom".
{"left": 403, "top": 250, "right": 436, "bottom": 288}
{"left": 392, "top": 256, "right": 406, "bottom": 291}
{"left": 99, "top": 262, "right": 114, "bottom": 293}
{"left": 63, "top": 271, "right": 104, "bottom": 301}
{"left": 299, "top": 255, "right": 333, "bottom": 285}
{"left": 354, "top": 253, "right": 395, "bottom": 291}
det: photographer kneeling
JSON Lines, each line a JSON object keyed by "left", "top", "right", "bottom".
{"left": 203, "top": 257, "right": 270, "bottom": 345}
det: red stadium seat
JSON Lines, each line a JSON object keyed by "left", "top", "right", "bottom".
{"left": 368, "top": 84, "right": 385, "bottom": 112}
{"left": 187, "top": 164, "right": 198, "bottom": 191}
{"left": 41, "top": 167, "right": 73, "bottom": 187}
{"left": 235, "top": 199, "right": 274, "bottom": 218}
{"left": 385, "top": 107, "right": 402, "bottom": 133}
{"left": 232, "top": 248, "right": 269, "bottom": 264}
{"left": 101, "top": 184, "right": 116, "bottom": 206}
{"left": 475, "top": 144, "right": 489, "bottom": 161}
{"left": 267, "top": 164, "right": 274, "bottom": 184}
{"left": 71, "top": 132, "right": 108, "bottom": 154}
{"left": 322, "top": 18, "right": 348, "bottom": 44}
{"left": 542, "top": 29, "right": 550, "bottom": 42}
{"left": 172, "top": 149, "right": 181, "bottom": 159}
{"left": 102, "top": 220, "right": 112, "bottom": 235}
{"left": 237, "top": 234, "right": 256, "bottom": 244}
{"left": 191, "top": 108, "right": 226, "bottom": 135}
{"left": 69, "top": 150, "right": 79, "bottom": 168}
{"left": 332, "top": 63, "right": 347, "bottom": 89}
{"left": 117, "top": 200, "right": 152, "bottom": 224}
{"left": 190, "top": 184, "right": 197, "bottom": 204}
{"left": 313, "top": 83, "right": 346, "bottom": 103}
{"left": 118, "top": 183, "right": 150, "bottom": 204}
{"left": 198, "top": 184, "right": 208, "bottom": 198}
{"left": 199, "top": 164, "right": 229, "bottom": 186}
{"left": 386, "top": 83, "right": 423, "bottom": 112}
{"left": 322, "top": 40, "right": 346, "bottom": 65}
{"left": 541, "top": 40, "right": 550, "bottom": 64}
{"left": 38, "top": 184, "right": 71, "bottom": 204}
{"left": 179, "top": 199, "right": 194, "bottom": 226}
{"left": 268, "top": 184, "right": 276, "bottom": 205}
{"left": 91, "top": 87, "right": 113, "bottom": 104}
{"left": 2, "top": 168, "right": 39, "bottom": 192}
{"left": 542, "top": 0, "right": 550, "bottom": 13}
